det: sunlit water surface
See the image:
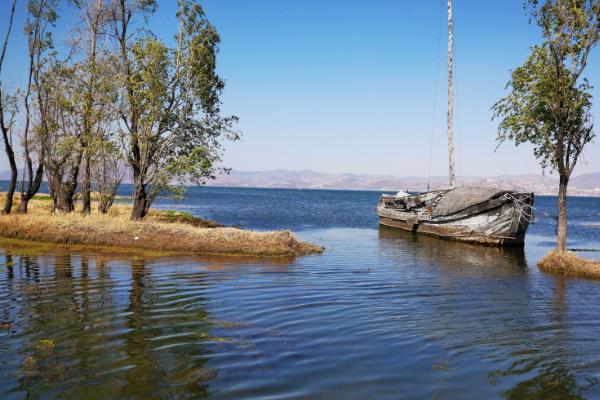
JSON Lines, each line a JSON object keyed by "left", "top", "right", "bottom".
{"left": 1, "top": 187, "right": 600, "bottom": 399}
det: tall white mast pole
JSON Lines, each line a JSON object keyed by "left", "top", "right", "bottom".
{"left": 447, "top": 0, "right": 456, "bottom": 188}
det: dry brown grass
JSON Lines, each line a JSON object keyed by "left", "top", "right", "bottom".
{"left": 0, "top": 194, "right": 323, "bottom": 257}
{"left": 538, "top": 250, "right": 600, "bottom": 279}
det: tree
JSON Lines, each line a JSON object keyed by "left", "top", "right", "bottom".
{"left": 0, "top": 0, "right": 19, "bottom": 214}
{"left": 72, "top": 0, "right": 113, "bottom": 215}
{"left": 492, "top": 0, "right": 599, "bottom": 252}
{"left": 38, "top": 0, "right": 116, "bottom": 213}
{"left": 38, "top": 61, "right": 85, "bottom": 212}
{"left": 108, "top": 0, "right": 239, "bottom": 220}
{"left": 18, "top": 0, "right": 60, "bottom": 213}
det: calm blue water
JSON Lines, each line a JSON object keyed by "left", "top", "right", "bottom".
{"left": 1, "top": 186, "right": 600, "bottom": 399}
{"left": 155, "top": 186, "right": 600, "bottom": 250}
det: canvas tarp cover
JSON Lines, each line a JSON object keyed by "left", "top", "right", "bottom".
{"left": 432, "top": 186, "right": 509, "bottom": 216}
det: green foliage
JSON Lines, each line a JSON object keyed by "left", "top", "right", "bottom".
{"left": 115, "top": 0, "right": 239, "bottom": 215}
{"left": 8, "top": 0, "right": 238, "bottom": 219}
{"left": 155, "top": 209, "right": 222, "bottom": 228}
{"left": 25, "top": 0, "right": 59, "bottom": 49}
{"left": 493, "top": 0, "right": 599, "bottom": 176}
{"left": 492, "top": 45, "right": 594, "bottom": 172}
{"left": 176, "top": 0, "right": 224, "bottom": 114}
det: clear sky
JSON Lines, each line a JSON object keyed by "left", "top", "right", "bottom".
{"left": 1, "top": 0, "right": 599, "bottom": 177}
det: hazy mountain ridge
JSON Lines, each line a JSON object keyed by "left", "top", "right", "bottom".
{"left": 208, "top": 169, "right": 600, "bottom": 195}
{"left": 2, "top": 169, "right": 599, "bottom": 195}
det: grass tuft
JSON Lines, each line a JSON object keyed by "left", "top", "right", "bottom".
{"left": 538, "top": 250, "right": 600, "bottom": 280}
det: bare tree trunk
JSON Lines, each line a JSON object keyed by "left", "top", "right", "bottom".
{"left": 556, "top": 174, "right": 569, "bottom": 252}
{"left": 18, "top": 163, "right": 44, "bottom": 214}
{"left": 50, "top": 174, "right": 60, "bottom": 211}
{"left": 58, "top": 188, "right": 75, "bottom": 213}
{"left": 82, "top": 154, "right": 91, "bottom": 214}
{"left": 57, "top": 151, "right": 83, "bottom": 213}
{"left": 1, "top": 135, "right": 17, "bottom": 214}
{"left": 131, "top": 178, "right": 148, "bottom": 221}
{"left": 48, "top": 173, "right": 75, "bottom": 213}
{"left": 17, "top": 197, "right": 30, "bottom": 213}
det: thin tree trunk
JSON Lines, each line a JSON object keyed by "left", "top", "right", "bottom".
{"left": 1, "top": 138, "right": 17, "bottom": 214}
{"left": 82, "top": 154, "right": 91, "bottom": 214}
{"left": 556, "top": 174, "right": 569, "bottom": 252}
{"left": 50, "top": 174, "right": 61, "bottom": 211}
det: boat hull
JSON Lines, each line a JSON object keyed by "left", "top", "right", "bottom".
{"left": 377, "top": 190, "right": 533, "bottom": 246}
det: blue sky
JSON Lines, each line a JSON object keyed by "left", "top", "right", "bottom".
{"left": 1, "top": 0, "right": 599, "bottom": 177}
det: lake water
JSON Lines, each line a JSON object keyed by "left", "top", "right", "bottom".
{"left": 1, "top": 186, "right": 600, "bottom": 399}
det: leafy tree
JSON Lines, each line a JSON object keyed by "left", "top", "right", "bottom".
{"left": 38, "top": 61, "right": 85, "bottom": 212}
{"left": 37, "top": 0, "right": 116, "bottom": 213}
{"left": 492, "top": 0, "right": 599, "bottom": 251}
{"left": 109, "top": 0, "right": 239, "bottom": 220}
{"left": 18, "top": 0, "right": 60, "bottom": 213}
{"left": 0, "top": 0, "right": 19, "bottom": 214}
{"left": 71, "top": 0, "right": 114, "bottom": 215}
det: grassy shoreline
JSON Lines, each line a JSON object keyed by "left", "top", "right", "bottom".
{"left": 0, "top": 194, "right": 323, "bottom": 257}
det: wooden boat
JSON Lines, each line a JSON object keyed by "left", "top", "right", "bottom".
{"left": 377, "top": 187, "right": 533, "bottom": 245}
{"left": 377, "top": 0, "right": 534, "bottom": 246}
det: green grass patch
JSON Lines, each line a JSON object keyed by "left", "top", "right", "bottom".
{"left": 32, "top": 194, "right": 51, "bottom": 201}
{"left": 154, "top": 209, "right": 223, "bottom": 228}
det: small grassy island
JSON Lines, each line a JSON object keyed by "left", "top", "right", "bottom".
{"left": 0, "top": 194, "right": 323, "bottom": 257}
{"left": 538, "top": 251, "right": 600, "bottom": 280}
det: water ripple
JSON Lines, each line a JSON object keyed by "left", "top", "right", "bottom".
{"left": 1, "top": 190, "right": 600, "bottom": 399}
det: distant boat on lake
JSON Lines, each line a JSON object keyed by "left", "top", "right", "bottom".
{"left": 376, "top": 0, "right": 533, "bottom": 246}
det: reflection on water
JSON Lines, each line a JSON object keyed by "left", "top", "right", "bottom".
{"left": 378, "top": 226, "right": 528, "bottom": 272}
{"left": 1, "top": 227, "right": 600, "bottom": 399}
{"left": 486, "top": 274, "right": 599, "bottom": 400}
{"left": 501, "top": 366, "right": 597, "bottom": 400}
{"left": 1, "top": 251, "right": 218, "bottom": 399}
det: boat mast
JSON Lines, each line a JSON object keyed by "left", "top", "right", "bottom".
{"left": 447, "top": 0, "right": 456, "bottom": 188}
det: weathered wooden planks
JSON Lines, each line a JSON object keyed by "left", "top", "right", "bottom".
{"left": 376, "top": 187, "right": 534, "bottom": 246}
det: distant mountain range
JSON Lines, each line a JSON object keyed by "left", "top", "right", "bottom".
{"left": 207, "top": 169, "right": 600, "bottom": 196}
{"left": 2, "top": 169, "right": 600, "bottom": 196}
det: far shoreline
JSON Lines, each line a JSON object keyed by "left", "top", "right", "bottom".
{"left": 3, "top": 176, "right": 600, "bottom": 197}
{"left": 200, "top": 185, "right": 600, "bottom": 197}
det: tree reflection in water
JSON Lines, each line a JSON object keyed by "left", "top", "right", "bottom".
{"left": 489, "top": 277, "right": 599, "bottom": 399}
{"left": 1, "top": 250, "right": 216, "bottom": 399}
{"left": 378, "top": 226, "right": 598, "bottom": 399}
{"left": 500, "top": 366, "right": 598, "bottom": 400}
{"left": 3, "top": 233, "right": 600, "bottom": 399}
